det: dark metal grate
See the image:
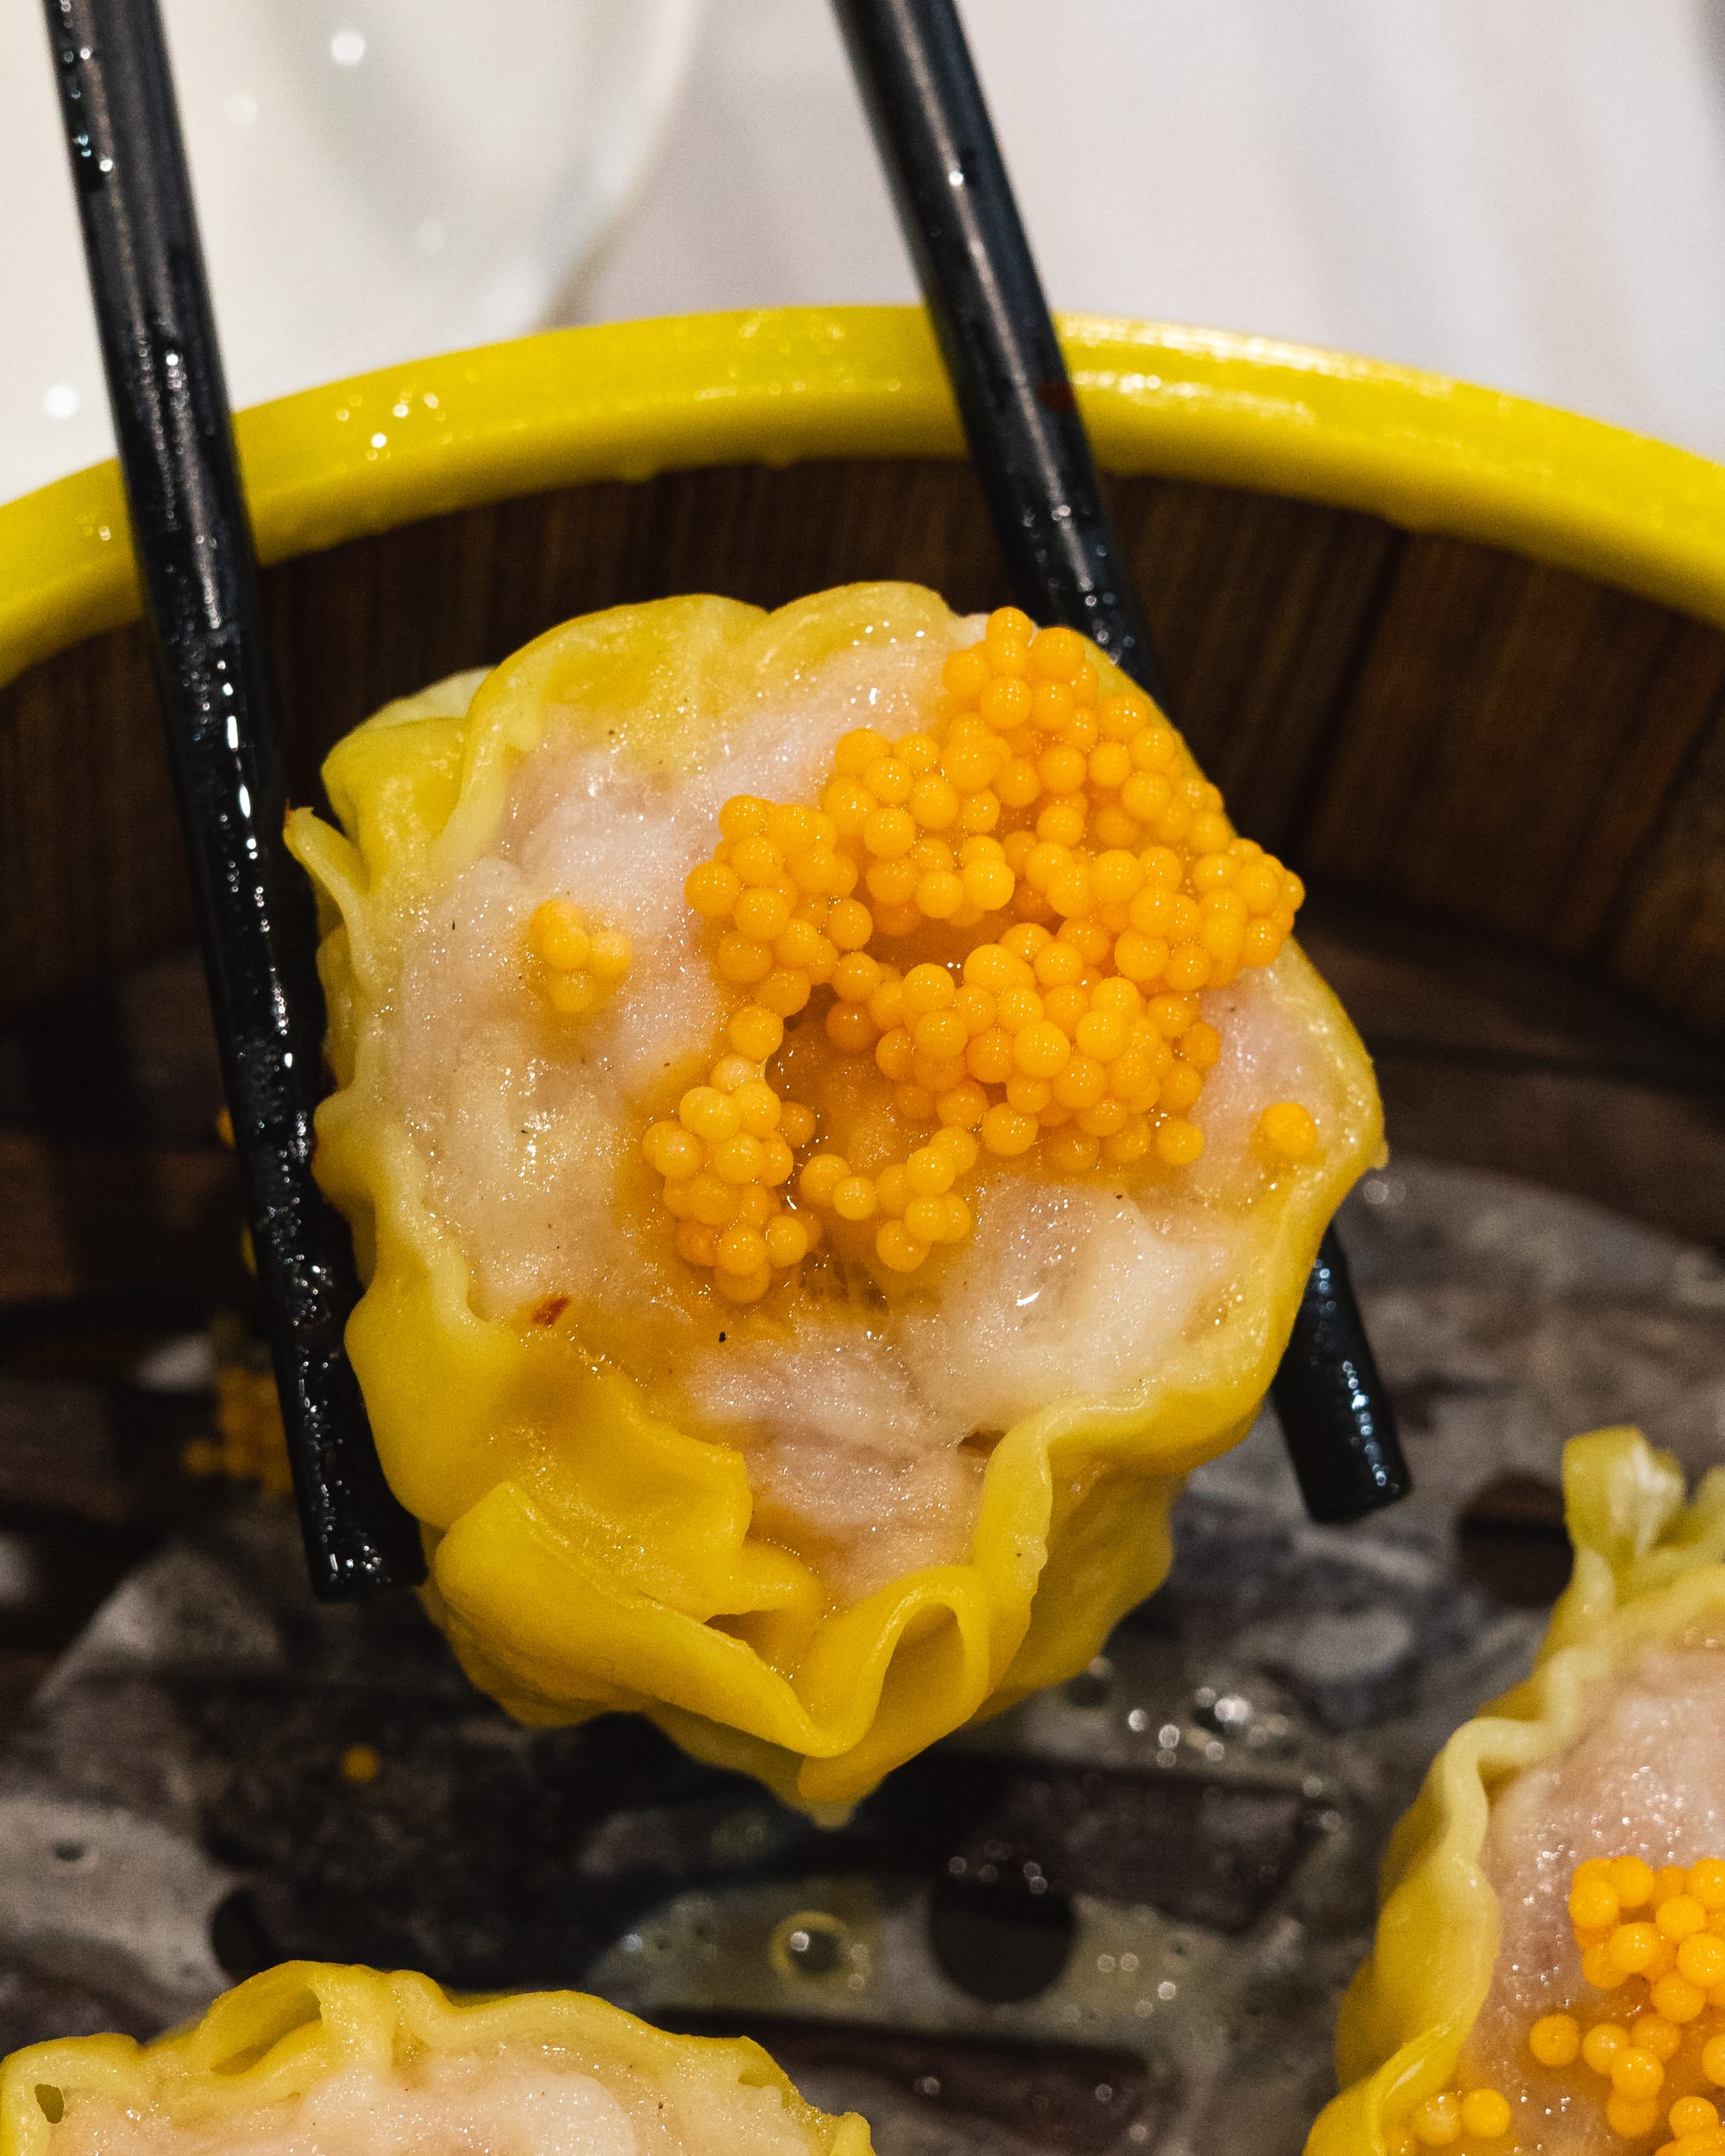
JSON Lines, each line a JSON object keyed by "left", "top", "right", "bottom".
{"left": 2, "top": 1155, "right": 1722, "bottom": 2153}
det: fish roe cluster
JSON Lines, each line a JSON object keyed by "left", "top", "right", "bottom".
{"left": 1423, "top": 1853, "right": 1725, "bottom": 2156}
{"left": 640, "top": 1002, "right": 824, "bottom": 1305}
{"left": 649, "top": 609, "right": 1310, "bottom": 1300}
{"left": 529, "top": 898, "right": 631, "bottom": 1015}
{"left": 1552, "top": 1855, "right": 1725, "bottom": 2151}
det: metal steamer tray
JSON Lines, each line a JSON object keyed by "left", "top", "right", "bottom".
{"left": 2, "top": 1156, "right": 1722, "bottom": 2156}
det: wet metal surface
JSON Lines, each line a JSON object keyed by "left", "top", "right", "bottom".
{"left": 1, "top": 1156, "right": 1722, "bottom": 2153}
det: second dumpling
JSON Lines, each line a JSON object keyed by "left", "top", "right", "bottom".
{"left": 2, "top": 1959, "right": 869, "bottom": 2156}
{"left": 1308, "top": 1427, "right": 1725, "bottom": 2156}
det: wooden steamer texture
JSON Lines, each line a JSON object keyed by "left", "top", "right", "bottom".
{"left": 0, "top": 306, "right": 1722, "bottom": 1698}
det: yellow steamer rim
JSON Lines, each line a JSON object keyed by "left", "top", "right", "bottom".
{"left": 5, "top": 310, "right": 1724, "bottom": 1808}
{"left": 9, "top": 306, "right": 1725, "bottom": 691}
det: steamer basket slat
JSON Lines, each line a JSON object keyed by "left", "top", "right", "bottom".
{"left": 6, "top": 457, "right": 1725, "bottom": 1036}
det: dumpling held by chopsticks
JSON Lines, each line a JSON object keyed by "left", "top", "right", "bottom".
{"left": 288, "top": 583, "right": 1383, "bottom": 1807}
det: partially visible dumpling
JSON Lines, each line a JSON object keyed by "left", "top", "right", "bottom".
{"left": 1308, "top": 1430, "right": 1725, "bottom": 2156}
{"left": 3, "top": 1962, "right": 869, "bottom": 2156}
{"left": 1465, "top": 1651, "right": 1725, "bottom": 2156}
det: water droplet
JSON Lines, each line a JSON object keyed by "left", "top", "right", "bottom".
{"left": 42, "top": 383, "right": 79, "bottom": 419}
{"left": 772, "top": 1912, "right": 846, "bottom": 1977}
{"left": 329, "top": 28, "right": 366, "bottom": 65}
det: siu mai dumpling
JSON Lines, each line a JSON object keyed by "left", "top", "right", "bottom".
{"left": 287, "top": 584, "right": 1383, "bottom": 1807}
{"left": 0, "top": 1961, "right": 869, "bottom": 2156}
{"left": 1308, "top": 1428, "right": 1725, "bottom": 2156}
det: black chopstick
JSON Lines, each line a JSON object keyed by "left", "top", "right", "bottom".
{"left": 41, "top": 0, "right": 424, "bottom": 1595}
{"left": 833, "top": 0, "right": 1409, "bottom": 1524}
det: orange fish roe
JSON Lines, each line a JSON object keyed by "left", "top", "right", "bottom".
{"left": 1401, "top": 1857, "right": 1725, "bottom": 2153}
{"left": 1498, "top": 1856, "right": 1725, "bottom": 2152}
{"left": 1409, "top": 2087, "right": 1515, "bottom": 2146}
{"left": 1258, "top": 1100, "right": 1319, "bottom": 1160}
{"left": 529, "top": 897, "right": 630, "bottom": 1016}
{"left": 647, "top": 610, "right": 1309, "bottom": 1300}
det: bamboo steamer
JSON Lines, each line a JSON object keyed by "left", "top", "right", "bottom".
{"left": 1, "top": 307, "right": 1721, "bottom": 1319}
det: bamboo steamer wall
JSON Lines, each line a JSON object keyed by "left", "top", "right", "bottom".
{"left": 1, "top": 313, "right": 1722, "bottom": 1342}
{"left": 3, "top": 456, "right": 1722, "bottom": 1039}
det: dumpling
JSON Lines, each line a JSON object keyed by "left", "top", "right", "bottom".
{"left": 1308, "top": 1427, "right": 1725, "bottom": 2156}
{"left": 0, "top": 1960, "right": 869, "bottom": 2156}
{"left": 287, "top": 584, "right": 1382, "bottom": 1807}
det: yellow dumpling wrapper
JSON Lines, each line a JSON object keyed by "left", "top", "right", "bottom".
{"left": 286, "top": 583, "right": 1383, "bottom": 1809}
{"left": 1307, "top": 1427, "right": 1725, "bottom": 2155}
{"left": 0, "top": 1959, "right": 869, "bottom": 2156}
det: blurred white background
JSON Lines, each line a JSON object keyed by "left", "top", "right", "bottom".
{"left": 11, "top": 0, "right": 1725, "bottom": 502}
{"left": 0, "top": 0, "right": 703, "bottom": 499}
